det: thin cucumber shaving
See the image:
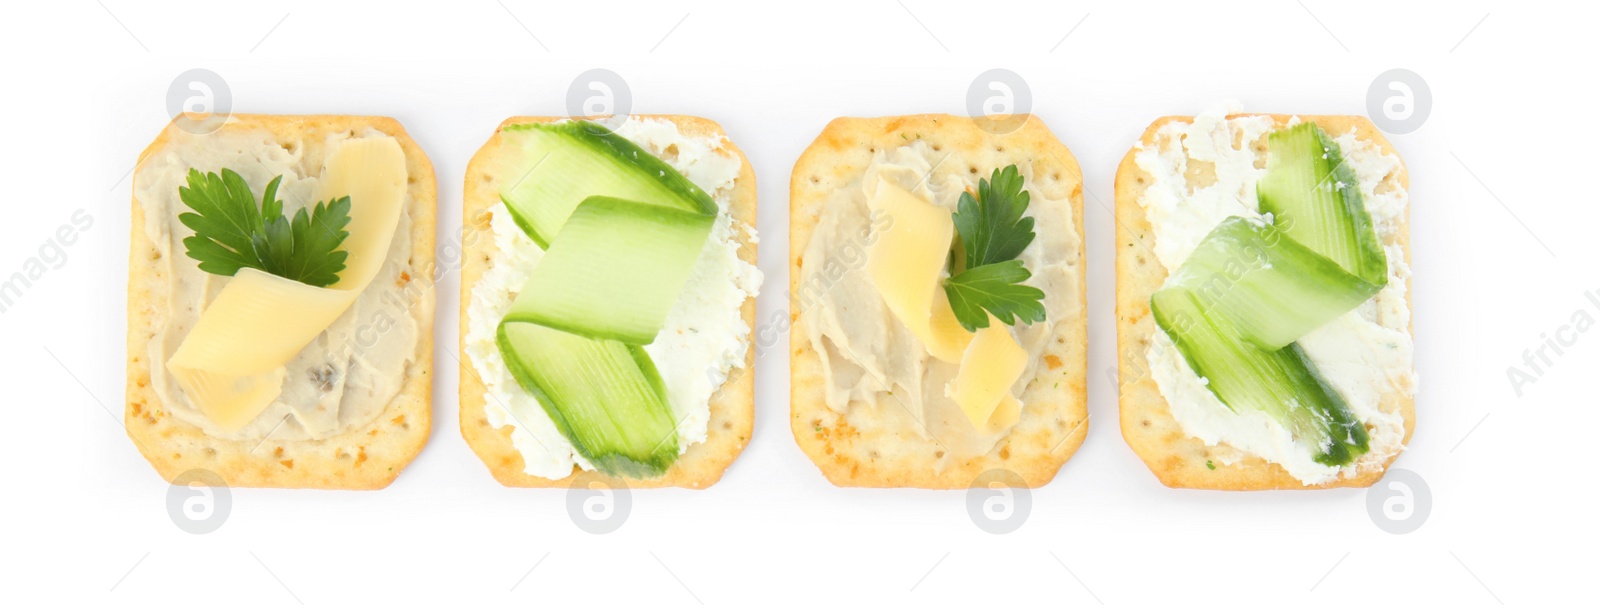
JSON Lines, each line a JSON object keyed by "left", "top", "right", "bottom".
{"left": 1164, "top": 217, "right": 1380, "bottom": 351}
{"left": 1153, "top": 122, "right": 1389, "bottom": 468}
{"left": 500, "top": 121, "right": 716, "bottom": 248}
{"left": 504, "top": 197, "right": 714, "bottom": 345}
{"left": 1256, "top": 122, "right": 1388, "bottom": 286}
{"left": 498, "top": 323, "right": 679, "bottom": 478}
{"left": 1152, "top": 288, "right": 1368, "bottom": 465}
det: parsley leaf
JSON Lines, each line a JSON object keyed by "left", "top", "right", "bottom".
{"left": 178, "top": 168, "right": 352, "bottom": 287}
{"left": 943, "top": 260, "right": 1046, "bottom": 331}
{"left": 953, "top": 165, "right": 1034, "bottom": 268}
{"left": 942, "top": 164, "right": 1046, "bottom": 331}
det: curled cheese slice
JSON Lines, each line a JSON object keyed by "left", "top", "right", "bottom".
{"left": 166, "top": 136, "right": 407, "bottom": 431}
{"left": 951, "top": 321, "right": 1028, "bottom": 430}
{"left": 165, "top": 270, "right": 356, "bottom": 375}
{"left": 316, "top": 136, "right": 410, "bottom": 293}
{"left": 170, "top": 365, "right": 289, "bottom": 432}
{"left": 927, "top": 291, "right": 974, "bottom": 362}
{"left": 866, "top": 179, "right": 971, "bottom": 363}
{"left": 983, "top": 394, "right": 1022, "bottom": 435}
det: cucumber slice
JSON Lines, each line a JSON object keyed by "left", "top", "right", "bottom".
{"left": 504, "top": 196, "right": 714, "bottom": 345}
{"left": 1167, "top": 217, "right": 1381, "bottom": 350}
{"left": 497, "top": 322, "right": 679, "bottom": 478}
{"left": 500, "top": 121, "right": 717, "bottom": 248}
{"left": 1151, "top": 288, "right": 1369, "bottom": 466}
{"left": 1256, "top": 123, "right": 1388, "bottom": 287}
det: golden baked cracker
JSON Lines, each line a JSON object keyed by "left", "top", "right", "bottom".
{"left": 126, "top": 114, "right": 436, "bottom": 490}
{"left": 458, "top": 115, "right": 757, "bottom": 489}
{"left": 1115, "top": 114, "right": 1415, "bottom": 490}
{"left": 789, "top": 114, "right": 1088, "bottom": 488}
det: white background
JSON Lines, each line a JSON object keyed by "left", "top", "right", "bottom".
{"left": 3, "top": 0, "right": 1593, "bottom": 602}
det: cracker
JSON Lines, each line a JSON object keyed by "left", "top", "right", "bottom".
{"left": 458, "top": 116, "right": 757, "bottom": 489}
{"left": 1114, "top": 114, "right": 1415, "bottom": 490}
{"left": 126, "top": 114, "right": 437, "bottom": 490}
{"left": 789, "top": 114, "right": 1088, "bottom": 488}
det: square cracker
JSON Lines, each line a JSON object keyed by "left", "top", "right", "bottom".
{"left": 1114, "top": 114, "right": 1415, "bottom": 490}
{"left": 458, "top": 116, "right": 757, "bottom": 489}
{"left": 126, "top": 114, "right": 437, "bottom": 490}
{"left": 789, "top": 114, "right": 1088, "bottom": 489}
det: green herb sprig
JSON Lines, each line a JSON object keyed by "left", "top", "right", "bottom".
{"left": 177, "top": 168, "right": 352, "bottom": 287}
{"left": 942, "top": 165, "right": 1046, "bottom": 331}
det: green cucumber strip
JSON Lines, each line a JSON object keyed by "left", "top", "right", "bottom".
{"left": 504, "top": 196, "right": 714, "bottom": 345}
{"left": 500, "top": 121, "right": 717, "bottom": 248}
{"left": 1151, "top": 288, "right": 1369, "bottom": 466}
{"left": 1166, "top": 217, "right": 1382, "bottom": 350}
{"left": 1255, "top": 122, "right": 1388, "bottom": 287}
{"left": 497, "top": 322, "right": 679, "bottom": 478}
